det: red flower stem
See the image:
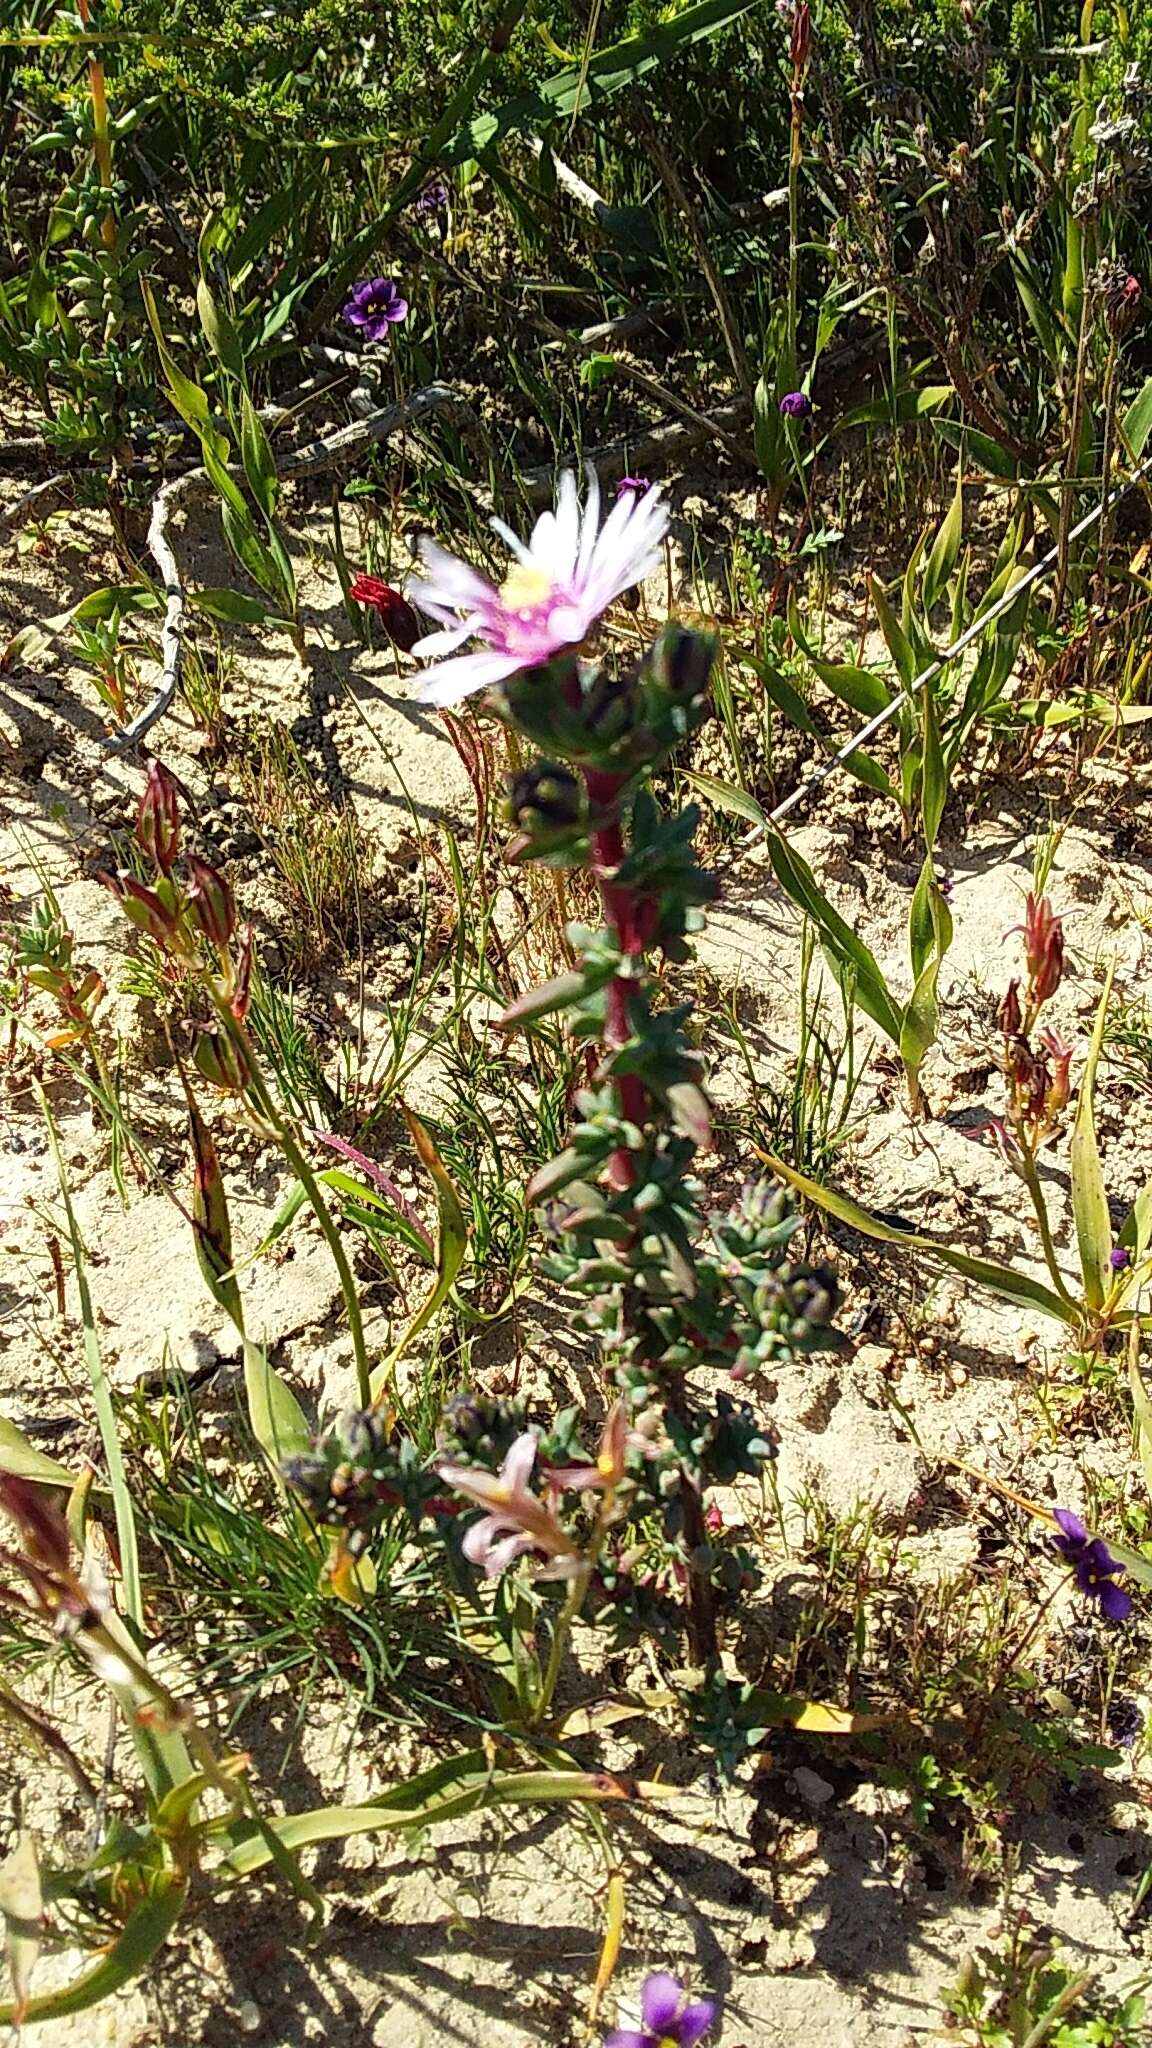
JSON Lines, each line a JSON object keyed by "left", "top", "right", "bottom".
{"left": 583, "top": 762, "right": 717, "bottom": 1666}
{"left": 585, "top": 769, "right": 646, "bottom": 1189}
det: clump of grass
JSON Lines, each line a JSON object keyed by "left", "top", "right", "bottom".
{"left": 235, "top": 722, "right": 376, "bottom": 969}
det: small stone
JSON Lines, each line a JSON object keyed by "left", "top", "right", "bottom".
{"left": 792, "top": 1766, "right": 835, "bottom": 1807}
{"left": 237, "top": 2000, "right": 262, "bottom": 2034}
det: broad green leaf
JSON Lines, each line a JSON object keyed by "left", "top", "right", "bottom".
{"left": 757, "top": 1149, "right": 1077, "bottom": 1326}
{"left": 0, "top": 1874, "right": 185, "bottom": 2026}
{"left": 833, "top": 384, "right": 953, "bottom": 433}
{"left": 840, "top": 748, "right": 897, "bottom": 802}
{"left": 142, "top": 281, "right": 214, "bottom": 439}
{"left": 922, "top": 465, "right": 964, "bottom": 614}
{"left": 908, "top": 853, "right": 937, "bottom": 982}
{"left": 218, "top": 1765, "right": 677, "bottom": 1877}
{"left": 868, "top": 573, "right": 916, "bottom": 691}
{"left": 240, "top": 391, "right": 280, "bottom": 525}
{"left": 191, "top": 587, "right": 285, "bottom": 626}
{"left": 499, "top": 968, "right": 597, "bottom": 1027}
{"left": 1120, "top": 1177, "right": 1152, "bottom": 1260}
{"left": 683, "top": 771, "right": 767, "bottom": 831}
{"left": 453, "top": 0, "right": 759, "bottom": 158}
{"left": 932, "top": 418, "right": 1021, "bottom": 481}
{"left": 1122, "top": 377, "right": 1152, "bottom": 459}
{"left": 0, "top": 1416, "right": 75, "bottom": 1490}
{"left": 763, "top": 829, "right": 902, "bottom": 1046}
{"left": 748, "top": 654, "right": 821, "bottom": 740}
{"left": 788, "top": 593, "right": 891, "bottom": 718}
{"left": 898, "top": 954, "right": 943, "bottom": 1085}
{"left": 753, "top": 371, "right": 787, "bottom": 488}
{"left": 70, "top": 585, "right": 159, "bottom": 623}
{"left": 1070, "top": 963, "right": 1115, "bottom": 1309}
{"left": 369, "top": 1108, "right": 468, "bottom": 1401}
{"left": 919, "top": 674, "right": 946, "bottom": 847}
{"left": 0, "top": 1830, "right": 42, "bottom": 2025}
{"left": 196, "top": 277, "right": 247, "bottom": 384}
{"left": 243, "top": 1342, "right": 312, "bottom": 1470}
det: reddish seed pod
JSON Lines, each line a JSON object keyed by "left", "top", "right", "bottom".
{"left": 191, "top": 1024, "right": 252, "bottom": 1094}
{"left": 185, "top": 855, "right": 236, "bottom": 950}
{"left": 100, "top": 869, "right": 182, "bottom": 944}
{"left": 231, "top": 923, "right": 254, "bottom": 1023}
{"left": 136, "top": 757, "right": 185, "bottom": 874}
{"left": 997, "top": 978, "right": 1022, "bottom": 1038}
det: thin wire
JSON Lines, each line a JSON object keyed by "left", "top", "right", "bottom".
{"left": 741, "top": 448, "right": 1152, "bottom": 842}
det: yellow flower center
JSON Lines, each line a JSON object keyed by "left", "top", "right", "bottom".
{"left": 500, "top": 564, "right": 553, "bottom": 612}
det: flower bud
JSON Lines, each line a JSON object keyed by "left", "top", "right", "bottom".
{"left": 1018, "top": 892, "right": 1064, "bottom": 1007}
{"left": 349, "top": 575, "right": 421, "bottom": 652}
{"left": 790, "top": 0, "right": 811, "bottom": 69}
{"left": 231, "top": 923, "right": 254, "bottom": 1022}
{"left": 582, "top": 669, "right": 638, "bottom": 744}
{"left": 136, "top": 757, "right": 184, "bottom": 874}
{"left": 647, "top": 623, "right": 716, "bottom": 703}
{"left": 997, "top": 978, "right": 1022, "bottom": 1038}
{"left": 191, "top": 1023, "right": 253, "bottom": 1094}
{"left": 100, "top": 868, "right": 182, "bottom": 944}
{"left": 779, "top": 390, "right": 812, "bottom": 418}
{"left": 185, "top": 855, "right": 236, "bottom": 950}
{"left": 508, "top": 761, "right": 585, "bottom": 835}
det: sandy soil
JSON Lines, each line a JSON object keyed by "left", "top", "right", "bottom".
{"left": 3, "top": 476, "right": 1152, "bottom": 2045}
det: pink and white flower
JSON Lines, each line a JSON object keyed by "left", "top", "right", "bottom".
{"left": 437, "top": 1432, "right": 584, "bottom": 1580}
{"left": 407, "top": 470, "right": 668, "bottom": 707}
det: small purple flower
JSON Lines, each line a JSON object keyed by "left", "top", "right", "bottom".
{"left": 1107, "top": 1694, "right": 1144, "bottom": 1749}
{"left": 779, "top": 390, "right": 812, "bottom": 418}
{"left": 617, "top": 475, "right": 652, "bottom": 499}
{"left": 1051, "top": 1509, "right": 1132, "bottom": 1622}
{"left": 606, "top": 1972, "right": 716, "bottom": 2048}
{"left": 342, "top": 277, "right": 409, "bottom": 342}
{"left": 1110, "top": 1247, "right": 1132, "bottom": 1271}
{"left": 414, "top": 181, "right": 449, "bottom": 217}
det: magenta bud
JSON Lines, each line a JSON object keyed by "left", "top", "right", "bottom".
{"left": 136, "top": 757, "right": 184, "bottom": 874}
{"left": 185, "top": 855, "right": 236, "bottom": 950}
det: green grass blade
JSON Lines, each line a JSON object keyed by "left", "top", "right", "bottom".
{"left": 1070, "top": 962, "right": 1115, "bottom": 1310}
{"left": 39, "top": 1093, "right": 141, "bottom": 1630}
{"left": 758, "top": 1149, "right": 1076, "bottom": 1326}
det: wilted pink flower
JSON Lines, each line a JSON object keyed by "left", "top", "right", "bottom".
{"left": 1014, "top": 892, "right": 1064, "bottom": 1007}
{"left": 437, "top": 1433, "right": 584, "bottom": 1579}
{"left": 406, "top": 470, "right": 668, "bottom": 706}
{"left": 1039, "top": 1025, "right": 1072, "bottom": 1118}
